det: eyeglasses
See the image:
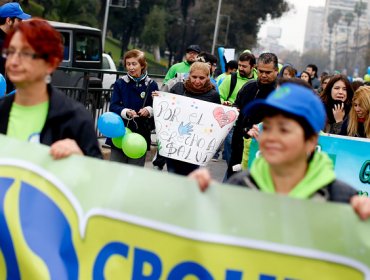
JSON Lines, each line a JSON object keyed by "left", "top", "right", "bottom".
{"left": 2, "top": 49, "right": 47, "bottom": 61}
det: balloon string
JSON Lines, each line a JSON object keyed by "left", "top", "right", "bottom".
{"left": 127, "top": 118, "right": 139, "bottom": 130}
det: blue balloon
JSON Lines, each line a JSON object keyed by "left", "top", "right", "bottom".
{"left": 97, "top": 112, "right": 125, "bottom": 138}
{"left": 367, "top": 66, "right": 370, "bottom": 75}
{"left": 0, "top": 74, "right": 6, "bottom": 98}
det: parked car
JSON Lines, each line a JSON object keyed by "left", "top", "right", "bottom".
{"left": 49, "top": 20, "right": 103, "bottom": 88}
{"left": 102, "top": 53, "right": 118, "bottom": 89}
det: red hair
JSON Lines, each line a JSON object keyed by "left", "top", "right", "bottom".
{"left": 3, "top": 18, "right": 63, "bottom": 68}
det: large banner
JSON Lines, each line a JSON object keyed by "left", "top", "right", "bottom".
{"left": 249, "top": 134, "right": 370, "bottom": 194}
{"left": 153, "top": 91, "right": 238, "bottom": 166}
{"left": 0, "top": 135, "right": 369, "bottom": 279}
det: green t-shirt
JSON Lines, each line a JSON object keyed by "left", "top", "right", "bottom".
{"left": 163, "top": 61, "right": 191, "bottom": 84}
{"left": 7, "top": 101, "right": 49, "bottom": 143}
{"left": 218, "top": 69, "right": 258, "bottom": 104}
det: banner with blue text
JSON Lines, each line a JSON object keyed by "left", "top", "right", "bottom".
{"left": 0, "top": 135, "right": 369, "bottom": 279}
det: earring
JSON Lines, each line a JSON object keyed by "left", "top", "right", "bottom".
{"left": 44, "top": 74, "right": 51, "bottom": 84}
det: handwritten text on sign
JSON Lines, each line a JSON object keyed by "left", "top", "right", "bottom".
{"left": 153, "top": 92, "right": 239, "bottom": 165}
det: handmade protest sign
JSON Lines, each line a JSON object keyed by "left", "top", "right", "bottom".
{"left": 153, "top": 91, "right": 238, "bottom": 165}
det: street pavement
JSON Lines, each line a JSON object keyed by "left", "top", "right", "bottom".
{"left": 144, "top": 154, "right": 227, "bottom": 183}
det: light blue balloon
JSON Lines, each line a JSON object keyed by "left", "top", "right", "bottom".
{"left": 0, "top": 74, "right": 6, "bottom": 98}
{"left": 367, "top": 66, "right": 370, "bottom": 75}
{"left": 97, "top": 112, "right": 125, "bottom": 138}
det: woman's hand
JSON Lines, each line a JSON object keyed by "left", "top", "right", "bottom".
{"left": 247, "top": 124, "right": 260, "bottom": 140}
{"left": 332, "top": 103, "right": 345, "bottom": 123}
{"left": 152, "top": 91, "right": 160, "bottom": 97}
{"left": 138, "top": 108, "right": 149, "bottom": 117}
{"left": 50, "top": 138, "right": 83, "bottom": 160}
{"left": 126, "top": 109, "right": 138, "bottom": 118}
{"left": 351, "top": 195, "right": 370, "bottom": 220}
{"left": 189, "top": 168, "right": 212, "bottom": 192}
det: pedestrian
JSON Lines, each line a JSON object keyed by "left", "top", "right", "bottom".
{"left": 318, "top": 74, "right": 331, "bottom": 94}
{"left": 340, "top": 86, "right": 370, "bottom": 138}
{"left": 226, "top": 52, "right": 278, "bottom": 180}
{"left": 300, "top": 70, "right": 312, "bottom": 86}
{"left": 107, "top": 49, "right": 159, "bottom": 166}
{"left": 216, "top": 59, "right": 238, "bottom": 87}
{"left": 0, "top": 18, "right": 102, "bottom": 159}
{"left": 155, "top": 61, "right": 220, "bottom": 176}
{"left": 306, "top": 64, "right": 320, "bottom": 91}
{"left": 190, "top": 83, "right": 370, "bottom": 221}
{"left": 320, "top": 74, "right": 354, "bottom": 134}
{"left": 0, "top": 2, "right": 31, "bottom": 93}
{"left": 279, "top": 64, "right": 297, "bottom": 79}
{"left": 163, "top": 44, "right": 200, "bottom": 84}
{"left": 218, "top": 52, "right": 258, "bottom": 164}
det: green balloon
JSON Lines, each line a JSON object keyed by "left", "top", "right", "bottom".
{"left": 125, "top": 127, "right": 132, "bottom": 134}
{"left": 112, "top": 136, "right": 124, "bottom": 149}
{"left": 122, "top": 133, "right": 147, "bottom": 159}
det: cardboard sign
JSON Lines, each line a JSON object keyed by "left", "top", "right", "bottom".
{"left": 153, "top": 91, "right": 238, "bottom": 165}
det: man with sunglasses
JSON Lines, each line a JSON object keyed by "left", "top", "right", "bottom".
{"left": 0, "top": 2, "right": 31, "bottom": 93}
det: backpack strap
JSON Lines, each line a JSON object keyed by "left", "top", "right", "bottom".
{"left": 227, "top": 72, "right": 237, "bottom": 101}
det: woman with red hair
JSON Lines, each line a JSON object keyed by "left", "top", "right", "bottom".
{"left": 0, "top": 18, "right": 101, "bottom": 159}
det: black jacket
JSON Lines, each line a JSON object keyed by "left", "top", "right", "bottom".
{"left": 226, "top": 80, "right": 276, "bottom": 179}
{"left": 0, "top": 85, "right": 102, "bottom": 158}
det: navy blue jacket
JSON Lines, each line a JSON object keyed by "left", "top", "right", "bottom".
{"left": 108, "top": 75, "right": 159, "bottom": 150}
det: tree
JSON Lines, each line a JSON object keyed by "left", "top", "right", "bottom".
{"left": 140, "top": 5, "right": 166, "bottom": 61}
{"left": 190, "top": 0, "right": 289, "bottom": 54}
{"left": 354, "top": 0, "right": 367, "bottom": 69}
{"left": 300, "top": 50, "right": 330, "bottom": 74}
{"left": 327, "top": 9, "right": 342, "bottom": 70}
{"left": 344, "top": 12, "right": 354, "bottom": 70}
{"left": 34, "top": 0, "right": 100, "bottom": 26}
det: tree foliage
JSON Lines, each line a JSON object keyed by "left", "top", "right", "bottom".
{"left": 140, "top": 5, "right": 166, "bottom": 47}
{"left": 31, "top": 0, "right": 289, "bottom": 65}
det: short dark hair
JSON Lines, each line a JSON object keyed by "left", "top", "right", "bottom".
{"left": 238, "top": 52, "right": 256, "bottom": 66}
{"left": 257, "top": 53, "right": 278, "bottom": 70}
{"left": 226, "top": 60, "right": 238, "bottom": 70}
{"left": 198, "top": 51, "right": 218, "bottom": 64}
{"left": 306, "top": 64, "right": 318, "bottom": 78}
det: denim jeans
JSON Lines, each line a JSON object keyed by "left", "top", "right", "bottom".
{"left": 222, "top": 127, "right": 234, "bottom": 165}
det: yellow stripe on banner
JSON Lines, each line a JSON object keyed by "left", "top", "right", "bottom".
{"left": 0, "top": 166, "right": 364, "bottom": 279}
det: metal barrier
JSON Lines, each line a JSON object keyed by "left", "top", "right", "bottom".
{"left": 54, "top": 66, "right": 165, "bottom": 137}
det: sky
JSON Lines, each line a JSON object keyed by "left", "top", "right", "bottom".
{"left": 258, "top": 0, "right": 326, "bottom": 53}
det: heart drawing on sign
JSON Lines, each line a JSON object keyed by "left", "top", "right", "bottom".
{"left": 213, "top": 107, "right": 237, "bottom": 128}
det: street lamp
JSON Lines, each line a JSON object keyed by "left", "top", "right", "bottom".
{"left": 211, "top": 0, "right": 222, "bottom": 54}
{"left": 102, "top": 0, "right": 128, "bottom": 48}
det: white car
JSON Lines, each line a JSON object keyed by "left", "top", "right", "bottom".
{"left": 102, "top": 53, "right": 118, "bottom": 89}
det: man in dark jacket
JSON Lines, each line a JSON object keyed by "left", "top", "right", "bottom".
{"left": 225, "top": 52, "right": 279, "bottom": 180}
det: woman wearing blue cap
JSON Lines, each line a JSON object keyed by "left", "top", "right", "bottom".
{"left": 190, "top": 83, "right": 370, "bottom": 220}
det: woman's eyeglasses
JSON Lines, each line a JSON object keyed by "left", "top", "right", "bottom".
{"left": 2, "top": 49, "right": 48, "bottom": 61}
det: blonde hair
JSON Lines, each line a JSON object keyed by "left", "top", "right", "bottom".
{"left": 189, "top": 61, "right": 210, "bottom": 77}
{"left": 347, "top": 86, "right": 370, "bottom": 138}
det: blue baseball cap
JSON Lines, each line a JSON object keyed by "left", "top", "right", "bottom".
{"left": 0, "top": 3, "right": 31, "bottom": 20}
{"left": 243, "top": 83, "right": 326, "bottom": 133}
